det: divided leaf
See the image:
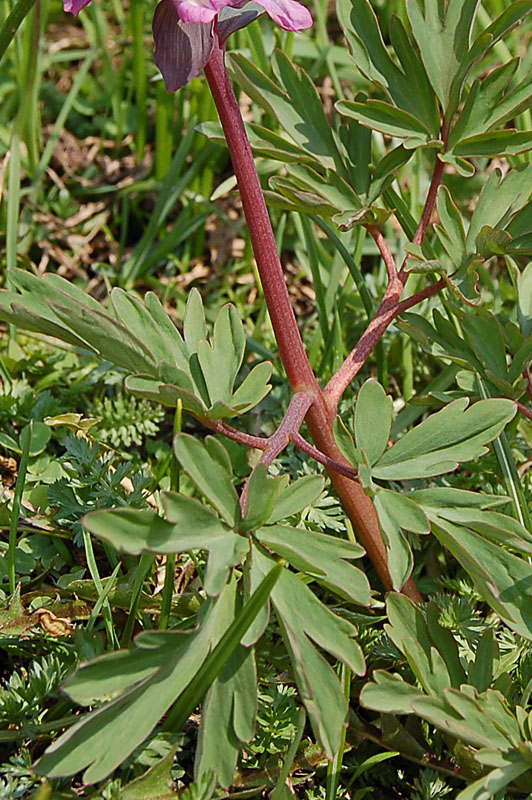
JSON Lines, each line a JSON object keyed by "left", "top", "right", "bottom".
{"left": 255, "top": 524, "right": 370, "bottom": 606}
{"left": 251, "top": 547, "right": 365, "bottom": 758}
{"left": 372, "top": 398, "right": 516, "bottom": 480}
{"left": 0, "top": 271, "right": 272, "bottom": 421}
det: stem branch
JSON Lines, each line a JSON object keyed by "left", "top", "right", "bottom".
{"left": 203, "top": 36, "right": 421, "bottom": 602}
{"left": 326, "top": 156, "right": 446, "bottom": 411}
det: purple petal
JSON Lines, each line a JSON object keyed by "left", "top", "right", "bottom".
{"left": 153, "top": 0, "right": 214, "bottom": 92}
{"left": 218, "top": 5, "right": 264, "bottom": 45}
{"left": 174, "top": 0, "right": 230, "bottom": 25}
{"left": 63, "top": 0, "right": 93, "bottom": 15}
{"left": 252, "top": 0, "right": 312, "bottom": 30}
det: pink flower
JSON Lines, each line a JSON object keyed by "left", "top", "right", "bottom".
{"left": 63, "top": 0, "right": 312, "bottom": 92}
{"left": 63, "top": 0, "right": 92, "bottom": 15}
{"left": 153, "top": 0, "right": 311, "bottom": 91}
{"left": 175, "top": 0, "right": 312, "bottom": 31}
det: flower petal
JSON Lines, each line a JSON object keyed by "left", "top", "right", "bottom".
{"left": 153, "top": 0, "right": 214, "bottom": 92}
{"left": 252, "top": 0, "right": 312, "bottom": 30}
{"left": 218, "top": 4, "right": 264, "bottom": 45}
{"left": 174, "top": 0, "right": 230, "bottom": 25}
{"left": 63, "top": 0, "right": 93, "bottom": 15}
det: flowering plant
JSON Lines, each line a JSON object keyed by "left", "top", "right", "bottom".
{"left": 2, "top": 0, "right": 532, "bottom": 797}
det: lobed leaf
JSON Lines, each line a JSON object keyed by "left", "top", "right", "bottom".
{"left": 372, "top": 398, "right": 516, "bottom": 480}
{"left": 255, "top": 524, "right": 370, "bottom": 606}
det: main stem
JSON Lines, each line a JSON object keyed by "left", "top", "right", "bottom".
{"left": 204, "top": 37, "right": 421, "bottom": 602}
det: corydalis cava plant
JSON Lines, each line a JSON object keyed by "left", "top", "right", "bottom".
{"left": 64, "top": 0, "right": 312, "bottom": 91}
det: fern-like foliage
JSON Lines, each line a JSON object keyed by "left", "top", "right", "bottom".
{"left": 48, "top": 436, "right": 151, "bottom": 546}
{"left": 90, "top": 391, "right": 165, "bottom": 448}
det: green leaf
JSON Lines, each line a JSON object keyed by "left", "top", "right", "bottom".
{"left": 450, "top": 59, "right": 532, "bottom": 147}
{"left": 336, "top": 99, "right": 432, "bottom": 143}
{"left": 384, "top": 594, "right": 462, "bottom": 697}
{"left": 475, "top": 225, "right": 512, "bottom": 259}
{"left": 409, "top": 486, "right": 508, "bottom": 511}
{"left": 354, "top": 379, "right": 392, "bottom": 466}
{"left": 418, "top": 490, "right": 532, "bottom": 555}
{"left": 267, "top": 475, "right": 325, "bottom": 524}
{"left": 360, "top": 670, "right": 424, "bottom": 715}
{"left": 125, "top": 373, "right": 205, "bottom": 417}
{"left": 368, "top": 145, "right": 415, "bottom": 203}
{"left": 461, "top": 309, "right": 507, "bottom": 380}
{"left": 372, "top": 398, "right": 516, "bottom": 480}
{"left": 119, "top": 744, "right": 181, "bottom": 800}
{"left": 374, "top": 489, "right": 429, "bottom": 590}
{"left": 83, "top": 503, "right": 247, "bottom": 596}
{"left": 252, "top": 547, "right": 364, "bottom": 758}
{"left": 197, "top": 120, "right": 316, "bottom": 165}
{"left": 195, "top": 647, "right": 256, "bottom": 788}
{"left": 241, "top": 465, "right": 282, "bottom": 531}
{"left": 456, "top": 763, "right": 531, "bottom": 800}
{"left": 164, "top": 560, "right": 283, "bottom": 734}
{"left": 435, "top": 186, "right": 467, "bottom": 267}
{"left": 453, "top": 130, "right": 532, "bottom": 158}
{"left": 183, "top": 288, "right": 208, "bottom": 354}
{"left": 231, "top": 361, "right": 273, "bottom": 410}
{"left": 270, "top": 164, "right": 363, "bottom": 219}
{"left": 0, "top": 270, "right": 270, "bottom": 421}
{"left": 406, "top": 0, "right": 480, "bottom": 113}
{"left": 35, "top": 583, "right": 238, "bottom": 782}
{"left": 468, "top": 630, "right": 499, "bottom": 694}
{"left": 174, "top": 434, "right": 240, "bottom": 527}
{"left": 255, "top": 525, "right": 370, "bottom": 606}
{"left": 518, "top": 262, "right": 532, "bottom": 337}
{"left": 109, "top": 289, "right": 183, "bottom": 368}
{"left": 229, "top": 53, "right": 341, "bottom": 169}
{"left": 197, "top": 305, "right": 245, "bottom": 406}
{"left": 412, "top": 687, "right": 520, "bottom": 752}
{"left": 431, "top": 518, "right": 532, "bottom": 640}
{"left": 467, "top": 166, "right": 532, "bottom": 251}
{"left": 336, "top": 0, "right": 439, "bottom": 133}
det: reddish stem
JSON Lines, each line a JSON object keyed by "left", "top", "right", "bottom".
{"left": 399, "top": 155, "right": 445, "bottom": 275}
{"left": 199, "top": 417, "right": 268, "bottom": 450}
{"left": 326, "top": 157, "right": 446, "bottom": 412}
{"left": 204, "top": 36, "right": 422, "bottom": 603}
{"left": 366, "top": 224, "right": 399, "bottom": 283}
{"left": 516, "top": 401, "right": 532, "bottom": 423}
{"left": 204, "top": 38, "right": 319, "bottom": 396}
{"left": 325, "top": 275, "right": 403, "bottom": 408}
{"left": 524, "top": 366, "right": 532, "bottom": 403}
{"left": 240, "top": 393, "right": 314, "bottom": 513}
{"left": 290, "top": 432, "right": 358, "bottom": 480}
{"left": 394, "top": 278, "right": 446, "bottom": 316}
